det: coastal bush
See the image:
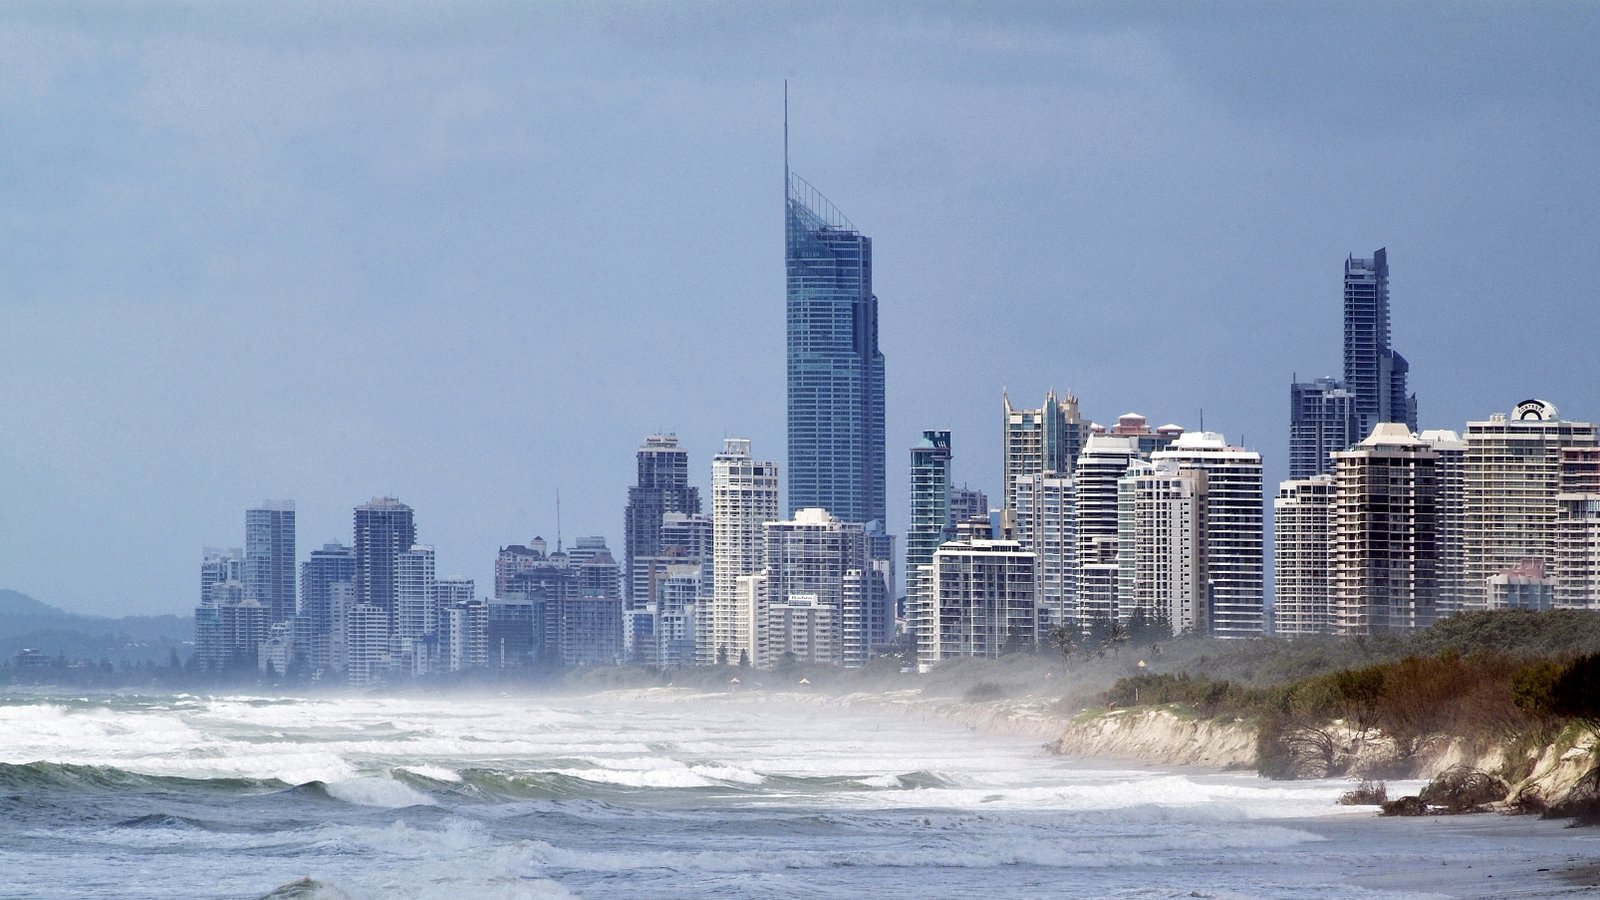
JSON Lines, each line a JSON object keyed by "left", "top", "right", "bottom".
{"left": 1418, "top": 766, "right": 1508, "bottom": 813}
{"left": 963, "top": 681, "right": 1010, "bottom": 702}
{"left": 1339, "top": 780, "right": 1388, "bottom": 806}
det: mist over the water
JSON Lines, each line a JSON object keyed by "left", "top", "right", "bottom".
{"left": 1, "top": 689, "right": 1589, "bottom": 898}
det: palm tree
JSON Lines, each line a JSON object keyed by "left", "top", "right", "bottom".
{"left": 1103, "top": 619, "right": 1130, "bottom": 657}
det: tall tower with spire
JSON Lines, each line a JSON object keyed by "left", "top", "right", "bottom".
{"left": 784, "top": 88, "right": 886, "bottom": 527}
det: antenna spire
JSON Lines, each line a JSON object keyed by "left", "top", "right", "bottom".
{"left": 555, "top": 489, "right": 563, "bottom": 554}
{"left": 783, "top": 80, "right": 789, "bottom": 196}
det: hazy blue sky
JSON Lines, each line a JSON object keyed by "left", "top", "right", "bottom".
{"left": 4, "top": 2, "right": 1598, "bottom": 616}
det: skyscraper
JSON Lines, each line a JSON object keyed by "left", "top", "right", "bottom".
{"left": 299, "top": 542, "right": 356, "bottom": 674}
{"left": 353, "top": 497, "right": 416, "bottom": 629}
{"left": 1014, "top": 472, "right": 1075, "bottom": 630}
{"left": 1149, "top": 433, "right": 1266, "bottom": 638}
{"left": 1331, "top": 424, "right": 1439, "bottom": 635}
{"left": 1073, "top": 433, "right": 1141, "bottom": 627}
{"left": 1344, "top": 249, "right": 1417, "bottom": 435}
{"left": 395, "top": 544, "right": 437, "bottom": 672}
{"left": 1421, "top": 429, "right": 1467, "bottom": 617}
{"left": 1002, "top": 390, "right": 1089, "bottom": 513}
{"left": 907, "top": 430, "right": 953, "bottom": 584}
{"left": 921, "top": 538, "right": 1037, "bottom": 667}
{"left": 623, "top": 435, "right": 701, "bottom": 608}
{"left": 708, "top": 439, "right": 779, "bottom": 666}
{"left": 245, "top": 501, "right": 296, "bottom": 625}
{"left": 1273, "top": 475, "right": 1337, "bottom": 636}
{"left": 1464, "top": 400, "right": 1599, "bottom": 609}
{"left": 1289, "top": 377, "right": 1361, "bottom": 480}
{"left": 786, "top": 170, "right": 885, "bottom": 527}
{"left": 762, "top": 508, "right": 876, "bottom": 668}
{"left": 1117, "top": 460, "right": 1206, "bottom": 634}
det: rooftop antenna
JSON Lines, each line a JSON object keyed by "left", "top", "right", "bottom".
{"left": 1199, "top": 408, "right": 1205, "bottom": 432}
{"left": 555, "top": 489, "right": 563, "bottom": 554}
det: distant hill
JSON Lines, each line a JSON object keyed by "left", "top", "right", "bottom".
{"left": 0, "top": 589, "right": 192, "bottom": 664}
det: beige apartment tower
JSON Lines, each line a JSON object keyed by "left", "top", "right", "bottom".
{"left": 1273, "top": 475, "right": 1336, "bottom": 636}
{"left": 1463, "top": 401, "right": 1598, "bottom": 610}
{"left": 1330, "top": 423, "right": 1438, "bottom": 635}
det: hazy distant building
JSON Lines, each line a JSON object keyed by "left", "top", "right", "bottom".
{"left": 495, "top": 540, "right": 549, "bottom": 598}
{"left": 200, "top": 547, "right": 244, "bottom": 606}
{"left": 195, "top": 585, "right": 266, "bottom": 675}
{"left": 624, "top": 435, "right": 701, "bottom": 609}
{"left": 1289, "top": 377, "right": 1361, "bottom": 480}
{"left": 1002, "top": 389, "right": 1089, "bottom": 513}
{"left": 1331, "top": 424, "right": 1438, "bottom": 635}
{"left": 1344, "top": 248, "right": 1417, "bottom": 435}
{"left": 654, "top": 562, "right": 703, "bottom": 669}
{"left": 245, "top": 502, "right": 296, "bottom": 625}
{"left": 786, "top": 172, "right": 885, "bottom": 527}
{"left": 1273, "top": 475, "right": 1336, "bottom": 637}
{"left": 395, "top": 545, "right": 437, "bottom": 673}
{"left": 1464, "top": 401, "right": 1599, "bottom": 610}
{"left": 445, "top": 597, "right": 488, "bottom": 671}
{"left": 298, "top": 542, "right": 356, "bottom": 675}
{"left": 353, "top": 497, "right": 416, "bottom": 622}
{"left": 344, "top": 601, "right": 389, "bottom": 686}
{"left": 708, "top": 439, "right": 778, "bottom": 666}
{"left": 948, "top": 486, "right": 989, "bottom": 531}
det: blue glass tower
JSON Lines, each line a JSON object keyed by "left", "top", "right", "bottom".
{"left": 786, "top": 169, "right": 886, "bottom": 526}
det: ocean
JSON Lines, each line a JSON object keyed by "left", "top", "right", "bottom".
{"left": 0, "top": 689, "right": 1593, "bottom": 898}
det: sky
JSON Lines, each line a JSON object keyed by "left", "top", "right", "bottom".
{"left": 3, "top": 2, "right": 1599, "bottom": 617}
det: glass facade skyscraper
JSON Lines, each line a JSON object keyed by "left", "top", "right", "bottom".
{"left": 1288, "top": 377, "right": 1361, "bottom": 479}
{"left": 906, "top": 430, "right": 953, "bottom": 583}
{"left": 786, "top": 172, "right": 886, "bottom": 527}
{"left": 1344, "top": 248, "right": 1417, "bottom": 435}
{"left": 245, "top": 501, "right": 296, "bottom": 625}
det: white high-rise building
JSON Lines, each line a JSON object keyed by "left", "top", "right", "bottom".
{"left": 1464, "top": 400, "right": 1599, "bottom": 609}
{"left": 1555, "top": 446, "right": 1600, "bottom": 610}
{"left": 1331, "top": 423, "right": 1438, "bottom": 635}
{"left": 708, "top": 439, "right": 778, "bottom": 666}
{"left": 1149, "top": 432, "right": 1265, "bottom": 637}
{"left": 1117, "top": 461, "right": 1206, "bottom": 634}
{"left": 760, "top": 507, "right": 882, "bottom": 668}
{"left": 1273, "top": 475, "right": 1336, "bottom": 636}
{"left": 1073, "top": 434, "right": 1141, "bottom": 628}
{"left": 1014, "top": 472, "right": 1075, "bottom": 632}
{"left": 655, "top": 562, "right": 702, "bottom": 669}
{"left": 922, "top": 539, "right": 1036, "bottom": 665}
{"left": 395, "top": 545, "right": 437, "bottom": 673}
{"left": 445, "top": 598, "right": 487, "bottom": 671}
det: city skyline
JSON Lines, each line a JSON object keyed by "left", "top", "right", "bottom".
{"left": 4, "top": 5, "right": 1599, "bottom": 616}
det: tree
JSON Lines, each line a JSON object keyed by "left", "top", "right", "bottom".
{"left": 1103, "top": 619, "right": 1130, "bottom": 657}
{"left": 737, "top": 649, "right": 750, "bottom": 668}
{"left": 1047, "top": 624, "right": 1078, "bottom": 667}
{"left": 1551, "top": 653, "right": 1600, "bottom": 731}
